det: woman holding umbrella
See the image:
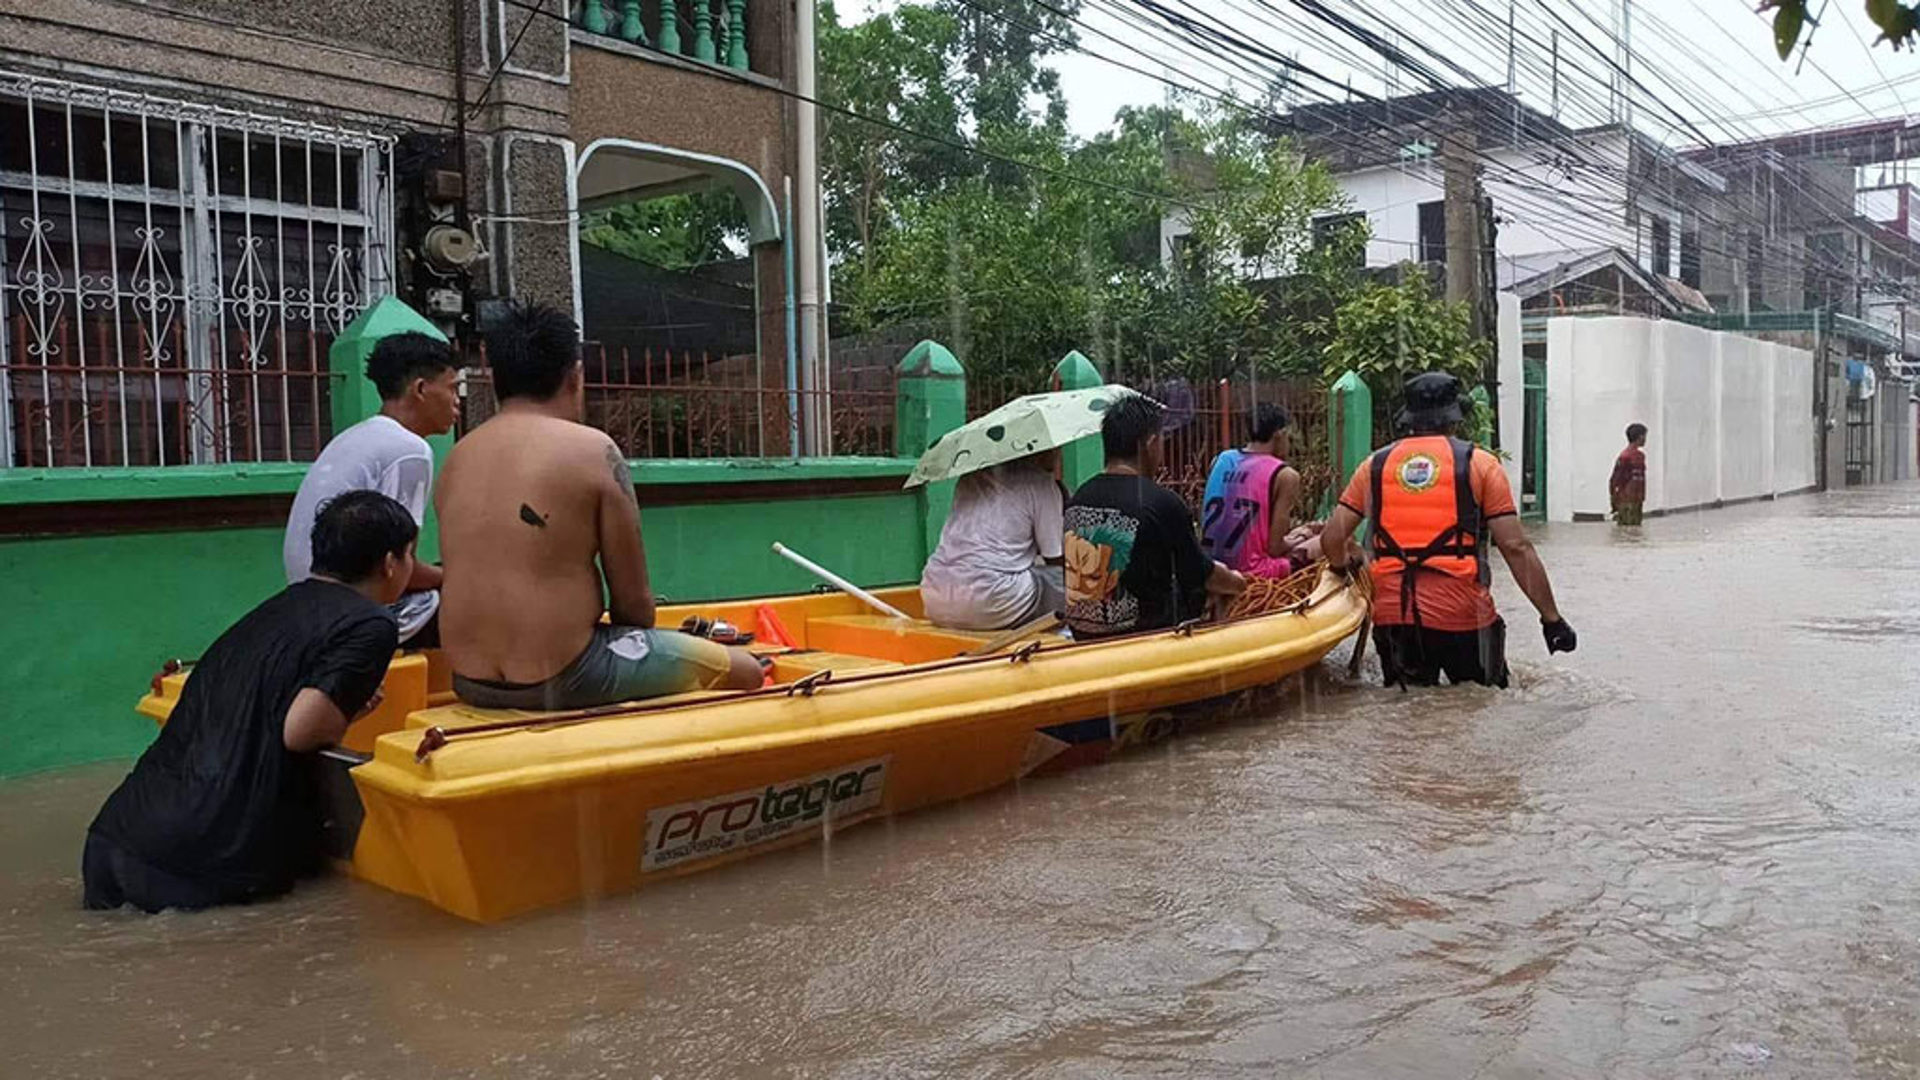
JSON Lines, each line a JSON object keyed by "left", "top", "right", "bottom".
{"left": 906, "top": 386, "right": 1127, "bottom": 632}
{"left": 920, "top": 450, "right": 1067, "bottom": 631}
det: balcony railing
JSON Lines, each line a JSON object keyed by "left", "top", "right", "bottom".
{"left": 573, "top": 0, "right": 750, "bottom": 71}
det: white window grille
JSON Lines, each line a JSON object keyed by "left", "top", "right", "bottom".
{"left": 0, "top": 71, "right": 394, "bottom": 468}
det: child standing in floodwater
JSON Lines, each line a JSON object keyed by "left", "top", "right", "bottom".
{"left": 1611, "top": 423, "right": 1648, "bottom": 526}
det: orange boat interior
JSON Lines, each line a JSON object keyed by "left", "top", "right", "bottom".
{"left": 140, "top": 587, "right": 1023, "bottom": 753}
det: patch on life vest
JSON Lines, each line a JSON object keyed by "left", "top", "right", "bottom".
{"left": 1397, "top": 453, "right": 1441, "bottom": 492}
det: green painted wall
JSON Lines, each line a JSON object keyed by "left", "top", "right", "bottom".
{"left": 0, "top": 527, "right": 288, "bottom": 777}
{"left": 0, "top": 462, "right": 927, "bottom": 778}
{"left": 1, "top": 313, "right": 973, "bottom": 777}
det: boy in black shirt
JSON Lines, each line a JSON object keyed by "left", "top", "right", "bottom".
{"left": 1064, "top": 394, "right": 1246, "bottom": 638}
{"left": 84, "top": 490, "right": 417, "bottom": 912}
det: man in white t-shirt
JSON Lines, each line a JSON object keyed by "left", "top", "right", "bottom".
{"left": 920, "top": 453, "right": 1067, "bottom": 631}
{"left": 285, "top": 332, "right": 460, "bottom": 645}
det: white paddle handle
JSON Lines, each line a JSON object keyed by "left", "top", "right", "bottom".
{"left": 771, "top": 543, "right": 912, "bottom": 620}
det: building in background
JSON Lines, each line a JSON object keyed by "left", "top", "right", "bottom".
{"left": 0, "top": 0, "right": 806, "bottom": 470}
{"left": 1157, "top": 88, "right": 1739, "bottom": 315}
{"left": 1227, "top": 88, "right": 1920, "bottom": 496}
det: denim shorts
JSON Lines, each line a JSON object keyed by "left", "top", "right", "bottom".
{"left": 453, "top": 625, "right": 735, "bottom": 710}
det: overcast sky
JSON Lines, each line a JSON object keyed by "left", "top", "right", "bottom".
{"left": 839, "top": 0, "right": 1918, "bottom": 164}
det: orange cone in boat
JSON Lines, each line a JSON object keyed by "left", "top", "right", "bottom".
{"left": 756, "top": 605, "right": 798, "bottom": 648}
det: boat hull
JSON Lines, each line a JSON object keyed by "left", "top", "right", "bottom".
{"left": 347, "top": 577, "right": 1366, "bottom": 922}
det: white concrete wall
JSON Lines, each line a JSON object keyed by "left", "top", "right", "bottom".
{"left": 1719, "top": 333, "right": 1772, "bottom": 503}
{"left": 1545, "top": 317, "right": 1816, "bottom": 521}
{"left": 1879, "top": 379, "right": 1914, "bottom": 483}
{"left": 1774, "top": 344, "right": 1816, "bottom": 495}
{"left": 1858, "top": 186, "right": 1901, "bottom": 224}
{"left": 1658, "top": 321, "right": 1718, "bottom": 512}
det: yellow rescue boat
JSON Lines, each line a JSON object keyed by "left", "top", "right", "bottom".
{"left": 140, "top": 567, "right": 1367, "bottom": 922}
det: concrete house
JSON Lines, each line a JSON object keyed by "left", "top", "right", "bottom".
{"left": 0, "top": 0, "right": 802, "bottom": 470}
{"left": 1268, "top": 89, "right": 1737, "bottom": 314}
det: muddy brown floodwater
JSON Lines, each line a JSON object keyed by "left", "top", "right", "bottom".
{"left": 7, "top": 487, "right": 1920, "bottom": 1078}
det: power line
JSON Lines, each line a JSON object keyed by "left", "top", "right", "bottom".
{"left": 1839, "top": 4, "right": 1910, "bottom": 119}
{"left": 507, "top": 0, "right": 1905, "bottom": 303}
{"left": 495, "top": 0, "right": 1203, "bottom": 213}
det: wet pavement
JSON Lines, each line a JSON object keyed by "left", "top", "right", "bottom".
{"left": 5, "top": 485, "right": 1920, "bottom": 1078}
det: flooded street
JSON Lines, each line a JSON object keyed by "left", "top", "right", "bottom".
{"left": 7, "top": 486, "right": 1920, "bottom": 1079}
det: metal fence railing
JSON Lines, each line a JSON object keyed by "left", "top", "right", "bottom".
{"left": 0, "top": 70, "right": 393, "bottom": 469}
{"left": 1132, "top": 376, "right": 1328, "bottom": 514}
{"left": 458, "top": 342, "right": 898, "bottom": 459}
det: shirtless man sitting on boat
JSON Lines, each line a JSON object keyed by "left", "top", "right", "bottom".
{"left": 435, "top": 301, "right": 762, "bottom": 710}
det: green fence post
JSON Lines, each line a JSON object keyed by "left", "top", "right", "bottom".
{"left": 619, "top": 0, "right": 646, "bottom": 43}
{"left": 1327, "top": 369, "right": 1373, "bottom": 513}
{"left": 328, "top": 296, "right": 452, "bottom": 559}
{"left": 1051, "top": 349, "right": 1104, "bottom": 492}
{"left": 896, "top": 340, "right": 966, "bottom": 567}
{"left": 581, "top": 0, "right": 609, "bottom": 34}
{"left": 692, "top": 0, "right": 716, "bottom": 60}
{"left": 658, "top": 0, "right": 682, "bottom": 53}
{"left": 726, "top": 0, "right": 748, "bottom": 68}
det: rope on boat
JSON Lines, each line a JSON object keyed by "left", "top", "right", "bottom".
{"left": 407, "top": 570, "right": 1368, "bottom": 762}
{"left": 1226, "top": 561, "right": 1325, "bottom": 619}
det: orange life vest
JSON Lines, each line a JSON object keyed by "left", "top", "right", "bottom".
{"left": 1366, "top": 436, "right": 1490, "bottom": 622}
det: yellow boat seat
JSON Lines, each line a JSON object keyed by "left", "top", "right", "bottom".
{"left": 769, "top": 650, "right": 903, "bottom": 681}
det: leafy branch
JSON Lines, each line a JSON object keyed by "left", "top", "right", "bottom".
{"left": 1762, "top": 0, "right": 1920, "bottom": 60}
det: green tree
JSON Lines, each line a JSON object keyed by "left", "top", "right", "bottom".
{"left": 818, "top": 0, "right": 968, "bottom": 282}
{"left": 935, "top": 0, "right": 1079, "bottom": 156}
{"left": 579, "top": 190, "right": 748, "bottom": 269}
{"left": 1321, "top": 267, "right": 1487, "bottom": 437}
{"left": 851, "top": 119, "right": 1169, "bottom": 380}
{"left": 1133, "top": 105, "right": 1356, "bottom": 380}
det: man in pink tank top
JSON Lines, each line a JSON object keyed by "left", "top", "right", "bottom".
{"left": 1200, "top": 403, "right": 1323, "bottom": 579}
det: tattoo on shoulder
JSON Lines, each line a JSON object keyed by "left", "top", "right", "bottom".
{"left": 605, "top": 443, "right": 639, "bottom": 508}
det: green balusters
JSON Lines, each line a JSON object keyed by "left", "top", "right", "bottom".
{"left": 658, "top": 0, "right": 682, "bottom": 53}
{"left": 587, "top": 0, "right": 737, "bottom": 63}
{"left": 726, "top": 0, "right": 747, "bottom": 69}
{"left": 618, "top": 0, "right": 646, "bottom": 42}
{"left": 692, "top": 0, "right": 716, "bottom": 61}
{"left": 580, "top": 0, "right": 609, "bottom": 34}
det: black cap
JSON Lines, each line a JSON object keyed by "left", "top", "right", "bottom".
{"left": 1397, "top": 372, "right": 1465, "bottom": 431}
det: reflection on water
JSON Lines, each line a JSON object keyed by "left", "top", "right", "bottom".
{"left": 7, "top": 487, "right": 1920, "bottom": 1077}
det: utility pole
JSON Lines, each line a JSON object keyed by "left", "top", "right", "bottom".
{"left": 1507, "top": 0, "right": 1520, "bottom": 144}
{"left": 1617, "top": 0, "right": 1634, "bottom": 130}
{"left": 1550, "top": 30, "right": 1560, "bottom": 121}
{"left": 1446, "top": 115, "right": 1498, "bottom": 423}
{"left": 795, "top": 0, "right": 824, "bottom": 455}
{"left": 1444, "top": 116, "right": 1483, "bottom": 324}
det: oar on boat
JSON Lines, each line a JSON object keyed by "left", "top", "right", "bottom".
{"left": 771, "top": 542, "right": 912, "bottom": 620}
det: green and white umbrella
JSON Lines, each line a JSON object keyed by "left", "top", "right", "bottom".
{"left": 904, "top": 385, "right": 1134, "bottom": 488}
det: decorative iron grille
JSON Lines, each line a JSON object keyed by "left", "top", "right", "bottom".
{"left": 0, "top": 71, "right": 394, "bottom": 468}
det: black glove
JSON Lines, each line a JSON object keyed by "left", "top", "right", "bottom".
{"left": 1541, "top": 618, "right": 1577, "bottom": 654}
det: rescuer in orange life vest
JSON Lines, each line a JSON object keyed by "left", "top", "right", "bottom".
{"left": 1320, "top": 372, "right": 1576, "bottom": 688}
